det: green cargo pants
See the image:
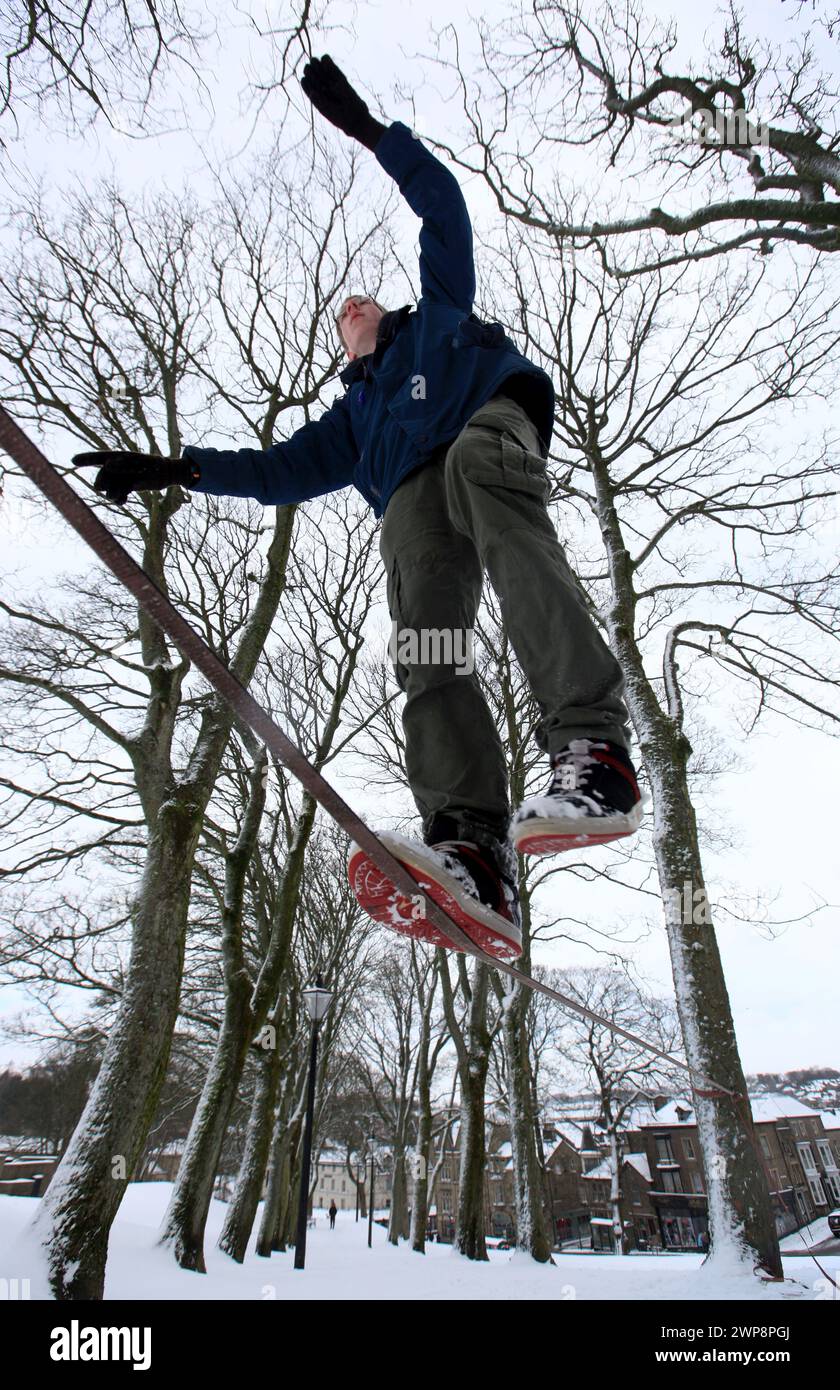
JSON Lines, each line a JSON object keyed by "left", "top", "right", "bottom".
{"left": 379, "top": 392, "right": 632, "bottom": 842}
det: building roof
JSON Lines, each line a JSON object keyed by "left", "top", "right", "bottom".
{"left": 638, "top": 1092, "right": 832, "bottom": 1130}
{"left": 748, "top": 1094, "right": 826, "bottom": 1122}
{"left": 581, "top": 1157, "right": 614, "bottom": 1180}
{"left": 640, "top": 1101, "right": 696, "bottom": 1127}
{"left": 624, "top": 1152, "right": 652, "bottom": 1183}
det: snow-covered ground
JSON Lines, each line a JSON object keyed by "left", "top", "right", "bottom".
{"left": 1, "top": 1184, "right": 836, "bottom": 1301}
{"left": 779, "top": 1213, "right": 837, "bottom": 1250}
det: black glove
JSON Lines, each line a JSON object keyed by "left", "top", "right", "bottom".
{"left": 301, "top": 54, "right": 387, "bottom": 151}
{"left": 72, "top": 450, "right": 197, "bottom": 505}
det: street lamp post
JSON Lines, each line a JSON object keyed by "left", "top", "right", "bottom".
{"left": 293, "top": 973, "right": 333, "bottom": 1271}
{"left": 367, "top": 1138, "right": 375, "bottom": 1249}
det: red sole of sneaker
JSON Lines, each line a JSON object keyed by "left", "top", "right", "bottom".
{"left": 347, "top": 846, "right": 522, "bottom": 962}
{"left": 514, "top": 827, "right": 635, "bottom": 855}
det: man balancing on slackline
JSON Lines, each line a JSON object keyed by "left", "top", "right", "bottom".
{"left": 73, "top": 55, "right": 643, "bottom": 964}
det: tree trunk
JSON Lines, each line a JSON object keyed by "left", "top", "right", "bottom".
{"left": 591, "top": 446, "right": 783, "bottom": 1280}
{"left": 607, "top": 1127, "right": 626, "bottom": 1256}
{"left": 157, "top": 970, "right": 253, "bottom": 1270}
{"left": 388, "top": 1149, "right": 410, "bottom": 1244}
{"left": 456, "top": 1074, "right": 489, "bottom": 1261}
{"left": 503, "top": 983, "right": 553, "bottom": 1263}
{"left": 256, "top": 1119, "right": 291, "bottom": 1257}
{"left": 410, "top": 1043, "right": 433, "bottom": 1254}
{"left": 218, "top": 1041, "right": 283, "bottom": 1262}
{"left": 454, "top": 964, "right": 491, "bottom": 1262}
{"left": 30, "top": 804, "right": 200, "bottom": 1299}
{"left": 649, "top": 737, "right": 782, "bottom": 1277}
{"left": 159, "top": 785, "right": 317, "bottom": 1270}
{"left": 27, "top": 502, "right": 296, "bottom": 1299}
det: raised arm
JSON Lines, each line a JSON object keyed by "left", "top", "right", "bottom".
{"left": 302, "top": 55, "right": 475, "bottom": 312}
{"left": 373, "top": 123, "right": 475, "bottom": 313}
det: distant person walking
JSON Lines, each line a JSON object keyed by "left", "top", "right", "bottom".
{"left": 329, "top": 1200, "right": 338, "bottom": 1230}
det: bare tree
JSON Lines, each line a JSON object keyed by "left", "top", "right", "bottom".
{"left": 216, "top": 818, "right": 373, "bottom": 1262}
{"left": 421, "top": 1, "right": 840, "bottom": 276}
{"left": 0, "top": 139, "right": 393, "bottom": 1298}
{"left": 407, "top": 944, "right": 449, "bottom": 1253}
{"left": 546, "top": 966, "right": 683, "bottom": 1254}
{"left": 157, "top": 488, "right": 382, "bottom": 1271}
{"left": 0, "top": 0, "right": 210, "bottom": 147}
{"left": 508, "top": 244, "right": 837, "bottom": 1276}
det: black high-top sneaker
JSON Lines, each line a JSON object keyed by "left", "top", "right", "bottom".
{"left": 347, "top": 815, "right": 522, "bottom": 962}
{"left": 510, "top": 739, "right": 644, "bottom": 856}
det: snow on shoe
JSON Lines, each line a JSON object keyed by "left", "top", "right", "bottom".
{"left": 511, "top": 738, "right": 644, "bottom": 856}
{"left": 347, "top": 830, "right": 522, "bottom": 962}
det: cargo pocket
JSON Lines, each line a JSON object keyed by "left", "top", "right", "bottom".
{"left": 384, "top": 552, "right": 409, "bottom": 693}
{"left": 460, "top": 429, "right": 551, "bottom": 504}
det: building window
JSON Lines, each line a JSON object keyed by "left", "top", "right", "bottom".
{"left": 690, "top": 1171, "right": 704, "bottom": 1194}
{"left": 824, "top": 1172, "right": 840, "bottom": 1202}
{"left": 807, "top": 1175, "right": 827, "bottom": 1206}
{"left": 760, "top": 1136, "right": 771, "bottom": 1159}
{"left": 817, "top": 1141, "right": 837, "bottom": 1171}
{"left": 655, "top": 1136, "right": 675, "bottom": 1164}
{"left": 661, "top": 1170, "right": 684, "bottom": 1194}
{"left": 683, "top": 1138, "right": 695, "bottom": 1160}
{"left": 797, "top": 1143, "right": 817, "bottom": 1175}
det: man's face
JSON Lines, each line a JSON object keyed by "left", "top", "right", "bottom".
{"left": 336, "top": 295, "right": 384, "bottom": 360}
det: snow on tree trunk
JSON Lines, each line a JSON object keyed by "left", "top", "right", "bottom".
{"left": 650, "top": 744, "right": 782, "bottom": 1278}
{"left": 25, "top": 499, "right": 296, "bottom": 1299}
{"left": 607, "top": 1127, "right": 625, "bottom": 1257}
{"left": 29, "top": 802, "right": 200, "bottom": 1299}
{"left": 218, "top": 1041, "right": 283, "bottom": 1262}
{"left": 591, "top": 450, "right": 783, "bottom": 1280}
{"left": 157, "top": 961, "right": 253, "bottom": 1270}
{"left": 503, "top": 983, "right": 552, "bottom": 1262}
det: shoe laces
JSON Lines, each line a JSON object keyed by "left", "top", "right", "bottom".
{"left": 549, "top": 740, "right": 641, "bottom": 807}
{"left": 432, "top": 838, "right": 520, "bottom": 914}
{"left": 548, "top": 739, "right": 606, "bottom": 796}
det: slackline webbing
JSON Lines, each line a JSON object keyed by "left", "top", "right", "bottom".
{"left": 0, "top": 403, "right": 742, "bottom": 1102}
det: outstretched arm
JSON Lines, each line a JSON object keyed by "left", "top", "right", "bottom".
{"left": 180, "top": 391, "right": 358, "bottom": 507}
{"left": 75, "top": 392, "right": 359, "bottom": 509}
{"left": 302, "top": 55, "right": 475, "bottom": 312}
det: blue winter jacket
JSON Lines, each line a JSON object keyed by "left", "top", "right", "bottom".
{"left": 183, "top": 121, "right": 555, "bottom": 520}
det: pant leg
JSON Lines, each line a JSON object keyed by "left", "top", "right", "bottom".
{"left": 443, "top": 394, "right": 632, "bottom": 755}
{"left": 379, "top": 457, "right": 510, "bottom": 839}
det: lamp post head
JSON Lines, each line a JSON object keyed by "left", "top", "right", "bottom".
{"left": 302, "top": 972, "right": 333, "bottom": 1024}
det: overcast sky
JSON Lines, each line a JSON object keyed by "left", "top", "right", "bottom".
{"left": 1, "top": 0, "right": 838, "bottom": 1083}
